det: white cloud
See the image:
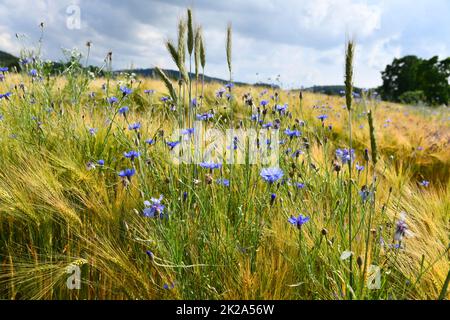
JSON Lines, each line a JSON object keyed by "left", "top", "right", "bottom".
{"left": 0, "top": 0, "right": 448, "bottom": 88}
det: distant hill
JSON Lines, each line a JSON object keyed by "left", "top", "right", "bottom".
{"left": 0, "top": 49, "right": 275, "bottom": 87}
{"left": 303, "top": 85, "right": 365, "bottom": 96}
{"left": 0, "top": 50, "right": 20, "bottom": 70}
{"left": 116, "top": 68, "right": 276, "bottom": 88}
{"left": 3, "top": 50, "right": 371, "bottom": 93}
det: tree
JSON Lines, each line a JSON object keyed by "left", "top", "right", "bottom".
{"left": 380, "top": 55, "right": 422, "bottom": 102}
{"left": 380, "top": 55, "right": 449, "bottom": 105}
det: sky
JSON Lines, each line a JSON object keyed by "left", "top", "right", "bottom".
{"left": 0, "top": 0, "right": 449, "bottom": 88}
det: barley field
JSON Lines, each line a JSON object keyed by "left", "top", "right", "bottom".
{"left": 0, "top": 9, "right": 449, "bottom": 301}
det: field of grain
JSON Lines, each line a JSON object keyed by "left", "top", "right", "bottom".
{"left": 0, "top": 9, "right": 449, "bottom": 301}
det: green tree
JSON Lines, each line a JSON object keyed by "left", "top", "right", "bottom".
{"left": 380, "top": 55, "right": 422, "bottom": 101}
{"left": 380, "top": 55, "right": 449, "bottom": 105}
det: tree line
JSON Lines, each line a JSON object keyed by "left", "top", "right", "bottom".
{"left": 379, "top": 55, "right": 450, "bottom": 106}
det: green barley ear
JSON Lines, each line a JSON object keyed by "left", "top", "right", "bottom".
{"left": 199, "top": 31, "right": 206, "bottom": 70}
{"left": 345, "top": 40, "right": 354, "bottom": 111}
{"left": 155, "top": 66, "right": 178, "bottom": 103}
{"left": 187, "top": 8, "right": 194, "bottom": 56}
{"left": 226, "top": 23, "right": 232, "bottom": 75}
{"left": 367, "top": 110, "right": 378, "bottom": 165}
{"left": 166, "top": 40, "right": 179, "bottom": 69}
{"left": 194, "top": 26, "right": 201, "bottom": 80}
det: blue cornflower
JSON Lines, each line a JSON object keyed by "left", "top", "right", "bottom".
{"left": 145, "top": 250, "right": 154, "bottom": 260}
{"left": 295, "top": 182, "right": 305, "bottom": 189}
{"left": 356, "top": 163, "right": 365, "bottom": 172}
{"left": 270, "top": 193, "right": 276, "bottom": 205}
{"left": 292, "top": 149, "right": 303, "bottom": 158}
{"left": 276, "top": 104, "right": 288, "bottom": 113}
{"left": 251, "top": 114, "right": 259, "bottom": 121}
{"left": 419, "top": 180, "right": 429, "bottom": 187}
{"left": 118, "top": 168, "right": 136, "bottom": 180}
{"left": 120, "top": 86, "right": 132, "bottom": 96}
{"left": 0, "top": 67, "right": 8, "bottom": 72}
{"left": 199, "top": 162, "right": 222, "bottom": 170}
{"left": 181, "top": 128, "right": 195, "bottom": 135}
{"left": 260, "top": 100, "right": 269, "bottom": 107}
{"left": 143, "top": 196, "right": 165, "bottom": 218}
{"left": 336, "top": 148, "right": 355, "bottom": 164}
{"left": 163, "top": 282, "right": 175, "bottom": 290}
{"left": 160, "top": 96, "right": 170, "bottom": 102}
{"left": 29, "top": 69, "right": 38, "bottom": 77}
{"left": 216, "top": 178, "right": 230, "bottom": 187}
{"left": 145, "top": 138, "right": 155, "bottom": 145}
{"left": 262, "top": 122, "right": 273, "bottom": 129}
{"left": 89, "top": 128, "right": 97, "bottom": 136}
{"left": 317, "top": 114, "right": 328, "bottom": 121}
{"left": 288, "top": 214, "right": 310, "bottom": 229}
{"left": 191, "top": 98, "right": 197, "bottom": 107}
{"left": 0, "top": 92, "right": 12, "bottom": 99}
{"left": 216, "top": 87, "right": 226, "bottom": 98}
{"left": 97, "top": 159, "right": 105, "bottom": 166}
{"left": 108, "top": 96, "right": 118, "bottom": 104}
{"left": 118, "top": 106, "right": 129, "bottom": 115}
{"left": 260, "top": 167, "right": 284, "bottom": 184}
{"left": 225, "top": 82, "right": 234, "bottom": 89}
{"left": 124, "top": 150, "right": 140, "bottom": 161}
{"left": 166, "top": 141, "right": 180, "bottom": 149}
{"left": 284, "top": 128, "right": 301, "bottom": 138}
{"left": 394, "top": 213, "right": 412, "bottom": 242}
{"left": 20, "top": 57, "right": 31, "bottom": 65}
{"left": 359, "top": 187, "right": 372, "bottom": 202}
{"left": 144, "top": 89, "right": 155, "bottom": 94}
{"left": 128, "top": 122, "right": 141, "bottom": 130}
{"left": 196, "top": 112, "right": 214, "bottom": 121}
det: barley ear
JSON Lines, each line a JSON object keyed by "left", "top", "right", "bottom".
{"left": 187, "top": 8, "right": 194, "bottom": 56}
{"left": 194, "top": 26, "right": 201, "bottom": 80}
{"left": 226, "top": 23, "right": 232, "bottom": 75}
{"left": 166, "top": 40, "right": 179, "bottom": 68}
{"left": 177, "top": 19, "right": 189, "bottom": 83}
{"left": 345, "top": 40, "right": 354, "bottom": 111}
{"left": 155, "top": 66, "right": 178, "bottom": 103}
{"left": 367, "top": 110, "right": 378, "bottom": 165}
{"left": 199, "top": 32, "right": 206, "bottom": 70}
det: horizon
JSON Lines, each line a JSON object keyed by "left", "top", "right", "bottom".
{"left": 0, "top": 0, "right": 449, "bottom": 89}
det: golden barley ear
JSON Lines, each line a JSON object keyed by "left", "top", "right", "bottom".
{"left": 226, "top": 23, "right": 232, "bottom": 75}
{"left": 345, "top": 40, "right": 354, "bottom": 111}
{"left": 367, "top": 110, "right": 378, "bottom": 165}
{"left": 187, "top": 8, "right": 194, "bottom": 56}
{"left": 155, "top": 66, "right": 178, "bottom": 103}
